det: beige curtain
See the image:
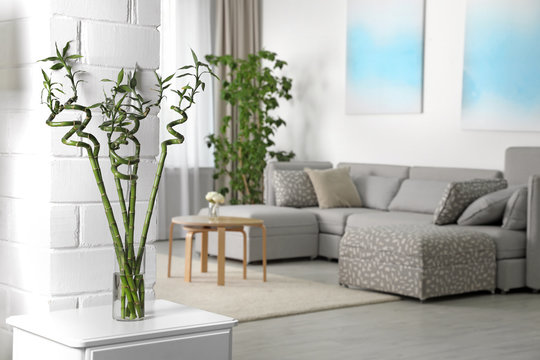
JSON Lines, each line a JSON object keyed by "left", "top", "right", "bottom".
{"left": 212, "top": 0, "right": 261, "bottom": 200}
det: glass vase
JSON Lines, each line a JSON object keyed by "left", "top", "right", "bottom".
{"left": 208, "top": 202, "right": 220, "bottom": 219}
{"left": 113, "top": 251, "right": 145, "bottom": 321}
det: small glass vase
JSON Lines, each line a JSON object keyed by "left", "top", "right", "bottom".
{"left": 113, "top": 252, "right": 145, "bottom": 321}
{"left": 208, "top": 202, "right": 220, "bottom": 219}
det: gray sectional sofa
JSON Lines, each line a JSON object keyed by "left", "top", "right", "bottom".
{"left": 197, "top": 147, "right": 540, "bottom": 296}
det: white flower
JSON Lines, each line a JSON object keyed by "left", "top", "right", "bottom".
{"left": 212, "top": 193, "right": 225, "bottom": 204}
{"left": 206, "top": 191, "right": 225, "bottom": 204}
{"left": 206, "top": 191, "right": 218, "bottom": 202}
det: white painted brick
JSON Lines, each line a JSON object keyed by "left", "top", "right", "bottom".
{"left": 5, "top": 110, "right": 80, "bottom": 157}
{"left": 50, "top": 247, "right": 115, "bottom": 295}
{"left": 76, "top": 65, "right": 118, "bottom": 109}
{"left": 10, "top": 199, "right": 49, "bottom": 247}
{"left": 0, "top": 65, "right": 43, "bottom": 112}
{"left": 135, "top": 70, "right": 161, "bottom": 112}
{"left": 138, "top": 115, "right": 160, "bottom": 158}
{"left": 50, "top": 205, "right": 79, "bottom": 248}
{"left": 8, "top": 289, "right": 54, "bottom": 319}
{"left": 80, "top": 201, "right": 157, "bottom": 247}
{"left": 47, "top": 295, "right": 79, "bottom": 311}
{"left": 51, "top": 0, "right": 129, "bottom": 23}
{"left": 0, "top": 328, "right": 12, "bottom": 360}
{"left": 0, "top": 243, "right": 51, "bottom": 294}
{"left": 136, "top": 0, "right": 161, "bottom": 26}
{"left": 0, "top": 17, "right": 50, "bottom": 68}
{"left": 0, "top": 286, "right": 9, "bottom": 330}
{"left": 81, "top": 21, "right": 159, "bottom": 69}
{"left": 79, "top": 292, "right": 110, "bottom": 308}
{"left": 50, "top": 158, "right": 157, "bottom": 203}
{"left": 0, "top": 155, "right": 50, "bottom": 200}
{"left": 0, "top": 198, "right": 11, "bottom": 241}
{"left": 50, "top": 16, "right": 79, "bottom": 57}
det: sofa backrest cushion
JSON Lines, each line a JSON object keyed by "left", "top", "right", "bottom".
{"left": 388, "top": 179, "right": 449, "bottom": 214}
{"left": 353, "top": 176, "right": 403, "bottom": 210}
{"left": 337, "top": 163, "right": 410, "bottom": 178}
{"left": 410, "top": 166, "right": 503, "bottom": 181}
{"left": 336, "top": 163, "right": 409, "bottom": 210}
{"left": 265, "top": 161, "right": 332, "bottom": 205}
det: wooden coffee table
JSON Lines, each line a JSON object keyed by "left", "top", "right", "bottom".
{"left": 168, "top": 216, "right": 267, "bottom": 286}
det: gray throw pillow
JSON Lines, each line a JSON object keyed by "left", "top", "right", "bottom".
{"left": 433, "top": 179, "right": 508, "bottom": 225}
{"left": 273, "top": 170, "right": 318, "bottom": 207}
{"left": 388, "top": 179, "right": 449, "bottom": 214}
{"left": 457, "top": 187, "right": 515, "bottom": 225}
{"left": 353, "top": 176, "right": 403, "bottom": 210}
{"left": 305, "top": 167, "right": 363, "bottom": 209}
{"left": 502, "top": 187, "right": 527, "bottom": 230}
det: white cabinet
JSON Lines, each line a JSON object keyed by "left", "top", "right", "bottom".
{"left": 7, "top": 300, "right": 237, "bottom": 360}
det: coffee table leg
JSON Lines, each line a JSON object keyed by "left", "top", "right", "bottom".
{"left": 184, "top": 231, "right": 194, "bottom": 282}
{"left": 201, "top": 231, "right": 208, "bottom": 273}
{"left": 261, "top": 224, "right": 267, "bottom": 282}
{"left": 241, "top": 229, "right": 247, "bottom": 280}
{"left": 168, "top": 221, "right": 174, "bottom": 278}
{"left": 217, "top": 226, "right": 226, "bottom": 286}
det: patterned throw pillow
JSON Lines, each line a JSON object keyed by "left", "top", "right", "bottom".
{"left": 273, "top": 170, "right": 318, "bottom": 207}
{"left": 433, "top": 179, "right": 508, "bottom": 225}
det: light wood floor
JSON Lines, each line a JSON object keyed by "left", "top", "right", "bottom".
{"left": 156, "top": 240, "right": 540, "bottom": 360}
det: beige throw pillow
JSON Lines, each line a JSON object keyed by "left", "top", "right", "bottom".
{"left": 304, "top": 167, "right": 363, "bottom": 209}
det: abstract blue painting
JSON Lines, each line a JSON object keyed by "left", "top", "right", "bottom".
{"left": 346, "top": 0, "right": 425, "bottom": 114}
{"left": 462, "top": 0, "right": 540, "bottom": 131}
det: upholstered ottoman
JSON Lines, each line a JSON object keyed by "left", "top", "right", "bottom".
{"left": 339, "top": 224, "right": 496, "bottom": 300}
{"left": 195, "top": 205, "right": 319, "bottom": 262}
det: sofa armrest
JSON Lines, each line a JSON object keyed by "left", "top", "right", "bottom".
{"left": 527, "top": 174, "right": 540, "bottom": 290}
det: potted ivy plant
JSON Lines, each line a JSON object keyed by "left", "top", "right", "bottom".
{"left": 205, "top": 50, "right": 295, "bottom": 204}
{"left": 40, "top": 41, "right": 216, "bottom": 320}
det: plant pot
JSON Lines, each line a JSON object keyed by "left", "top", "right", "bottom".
{"left": 112, "top": 252, "right": 145, "bottom": 321}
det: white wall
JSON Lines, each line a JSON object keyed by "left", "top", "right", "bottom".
{"left": 0, "top": 1, "right": 160, "bottom": 358}
{"left": 262, "top": 0, "right": 540, "bottom": 171}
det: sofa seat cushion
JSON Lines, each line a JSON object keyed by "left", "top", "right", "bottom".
{"left": 339, "top": 224, "right": 496, "bottom": 300}
{"left": 198, "top": 205, "right": 318, "bottom": 236}
{"left": 346, "top": 211, "right": 433, "bottom": 231}
{"left": 304, "top": 207, "right": 380, "bottom": 235}
{"left": 447, "top": 225, "right": 526, "bottom": 260}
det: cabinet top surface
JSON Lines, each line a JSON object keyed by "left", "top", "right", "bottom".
{"left": 6, "top": 300, "right": 237, "bottom": 348}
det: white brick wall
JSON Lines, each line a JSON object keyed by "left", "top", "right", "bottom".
{"left": 0, "top": 1, "right": 161, "bottom": 358}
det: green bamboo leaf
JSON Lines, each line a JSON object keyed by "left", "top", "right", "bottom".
{"left": 120, "top": 85, "right": 132, "bottom": 93}
{"left": 130, "top": 76, "right": 137, "bottom": 89}
{"left": 39, "top": 56, "right": 59, "bottom": 62}
{"left": 164, "top": 74, "right": 175, "bottom": 82}
{"left": 62, "top": 41, "right": 70, "bottom": 56}
{"left": 50, "top": 63, "right": 64, "bottom": 70}
{"left": 101, "top": 78, "right": 113, "bottom": 82}
{"left": 55, "top": 43, "right": 62, "bottom": 58}
{"left": 178, "top": 65, "right": 194, "bottom": 70}
{"left": 41, "top": 69, "right": 50, "bottom": 82}
{"left": 67, "top": 54, "right": 83, "bottom": 60}
{"left": 117, "top": 68, "right": 124, "bottom": 84}
{"left": 190, "top": 49, "right": 199, "bottom": 64}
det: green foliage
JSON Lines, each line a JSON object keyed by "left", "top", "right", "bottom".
{"left": 40, "top": 41, "right": 215, "bottom": 319}
{"left": 205, "top": 50, "right": 295, "bottom": 204}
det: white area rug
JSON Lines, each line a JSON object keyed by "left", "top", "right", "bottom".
{"left": 154, "top": 253, "right": 399, "bottom": 322}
